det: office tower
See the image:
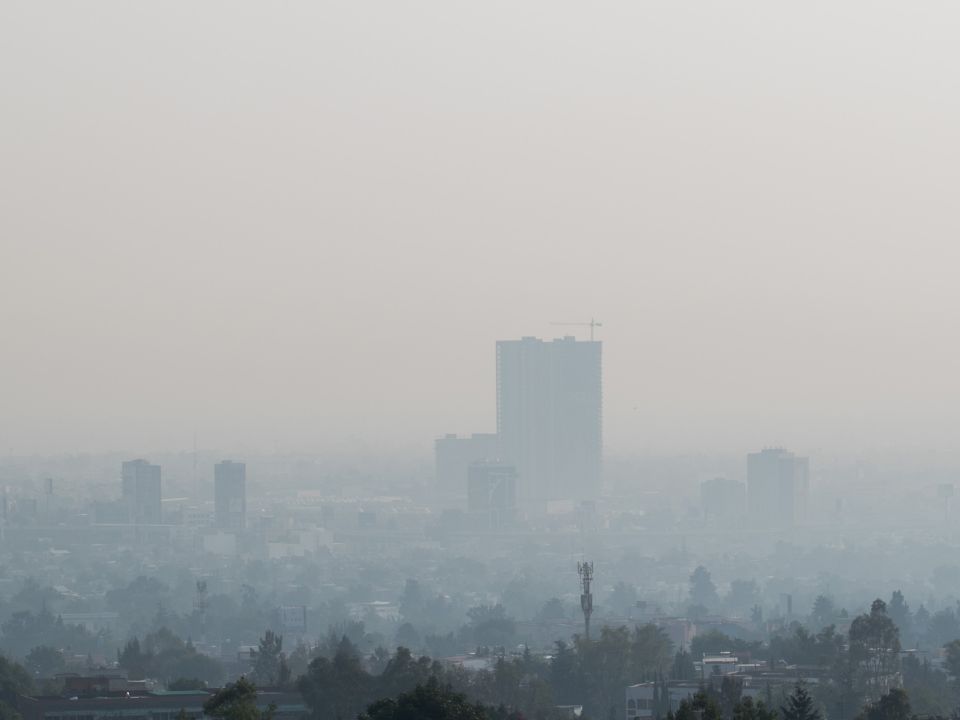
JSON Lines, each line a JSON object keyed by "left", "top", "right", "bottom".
{"left": 214, "top": 460, "right": 247, "bottom": 531}
{"left": 700, "top": 477, "right": 746, "bottom": 523}
{"left": 121, "top": 459, "right": 162, "bottom": 524}
{"left": 434, "top": 433, "right": 498, "bottom": 508}
{"left": 496, "top": 336, "right": 602, "bottom": 506}
{"left": 467, "top": 461, "right": 517, "bottom": 528}
{"left": 747, "top": 448, "right": 809, "bottom": 528}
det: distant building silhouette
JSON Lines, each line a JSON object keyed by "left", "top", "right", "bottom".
{"left": 747, "top": 448, "right": 808, "bottom": 528}
{"left": 434, "top": 433, "right": 498, "bottom": 508}
{"left": 496, "top": 336, "right": 602, "bottom": 507}
{"left": 121, "top": 459, "right": 162, "bottom": 524}
{"left": 214, "top": 460, "right": 246, "bottom": 531}
{"left": 467, "top": 461, "right": 517, "bottom": 529}
{"left": 700, "top": 477, "right": 745, "bottom": 523}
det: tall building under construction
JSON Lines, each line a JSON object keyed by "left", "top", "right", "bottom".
{"left": 496, "top": 336, "right": 602, "bottom": 507}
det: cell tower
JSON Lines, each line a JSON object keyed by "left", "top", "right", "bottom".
{"left": 195, "top": 580, "right": 208, "bottom": 644}
{"left": 578, "top": 561, "right": 594, "bottom": 640}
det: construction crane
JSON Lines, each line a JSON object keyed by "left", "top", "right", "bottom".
{"left": 550, "top": 318, "right": 603, "bottom": 342}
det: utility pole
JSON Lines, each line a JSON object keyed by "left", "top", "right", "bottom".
{"left": 578, "top": 561, "right": 594, "bottom": 640}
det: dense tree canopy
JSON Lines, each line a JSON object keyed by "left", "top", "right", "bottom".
{"left": 203, "top": 677, "right": 271, "bottom": 720}
{"left": 361, "top": 679, "right": 490, "bottom": 720}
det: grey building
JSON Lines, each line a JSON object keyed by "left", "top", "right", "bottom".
{"left": 214, "top": 460, "right": 246, "bottom": 531}
{"left": 467, "top": 461, "right": 517, "bottom": 528}
{"left": 121, "top": 459, "right": 162, "bottom": 524}
{"left": 434, "top": 433, "right": 498, "bottom": 508}
{"left": 747, "top": 448, "right": 809, "bottom": 528}
{"left": 496, "top": 336, "right": 602, "bottom": 506}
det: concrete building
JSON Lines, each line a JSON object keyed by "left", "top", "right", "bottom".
{"left": 747, "top": 448, "right": 809, "bottom": 528}
{"left": 467, "top": 461, "right": 517, "bottom": 529}
{"left": 496, "top": 336, "right": 602, "bottom": 507}
{"left": 214, "top": 460, "right": 247, "bottom": 531}
{"left": 434, "top": 433, "right": 498, "bottom": 508}
{"left": 700, "top": 477, "right": 746, "bottom": 523}
{"left": 121, "top": 459, "right": 162, "bottom": 524}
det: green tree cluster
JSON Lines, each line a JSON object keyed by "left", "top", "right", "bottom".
{"left": 118, "top": 628, "right": 224, "bottom": 686}
{"left": 203, "top": 677, "right": 273, "bottom": 720}
{"left": 549, "top": 625, "right": 674, "bottom": 719}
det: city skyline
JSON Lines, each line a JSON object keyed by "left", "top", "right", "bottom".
{"left": 4, "top": 3, "right": 960, "bottom": 719}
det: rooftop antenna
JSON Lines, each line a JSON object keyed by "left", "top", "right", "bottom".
{"left": 578, "top": 561, "right": 594, "bottom": 640}
{"left": 550, "top": 318, "right": 603, "bottom": 342}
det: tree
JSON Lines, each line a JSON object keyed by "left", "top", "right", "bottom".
{"left": 711, "top": 676, "right": 744, "bottom": 719}
{"left": 379, "top": 648, "right": 441, "bottom": 700}
{"left": 926, "top": 608, "right": 960, "bottom": 648}
{"left": 298, "top": 636, "right": 371, "bottom": 720}
{"left": 667, "top": 690, "right": 720, "bottom": 720}
{"left": 119, "top": 629, "right": 224, "bottom": 686}
{"left": 360, "top": 678, "right": 489, "bottom": 720}
{"left": 672, "top": 649, "right": 695, "bottom": 681}
{"left": 0, "top": 655, "right": 33, "bottom": 720}
{"left": 652, "top": 674, "right": 672, "bottom": 720}
{"left": 118, "top": 638, "right": 150, "bottom": 680}
{"left": 913, "top": 605, "right": 930, "bottom": 640}
{"left": 856, "top": 688, "right": 911, "bottom": 720}
{"left": 203, "top": 677, "right": 273, "bottom": 720}
{"left": 630, "top": 624, "right": 675, "bottom": 676}
{"left": 548, "top": 641, "right": 580, "bottom": 706}
{"left": 252, "top": 631, "right": 283, "bottom": 686}
{"left": 24, "top": 646, "right": 65, "bottom": 679}
{"left": 573, "top": 626, "right": 635, "bottom": 719}
{"left": 944, "top": 639, "right": 960, "bottom": 683}
{"left": 1, "top": 610, "right": 98, "bottom": 659}
{"left": 901, "top": 653, "right": 953, "bottom": 718}
{"left": 848, "top": 600, "right": 901, "bottom": 701}
{"left": 781, "top": 683, "right": 820, "bottom": 720}
{"left": 395, "top": 624, "right": 421, "bottom": 650}
{"left": 811, "top": 596, "right": 836, "bottom": 630}
{"left": 887, "top": 592, "right": 911, "bottom": 639}
{"left": 733, "top": 695, "right": 777, "bottom": 720}
{"left": 689, "top": 567, "right": 719, "bottom": 611}
{"left": 285, "top": 641, "right": 315, "bottom": 681}
{"left": 466, "top": 606, "right": 515, "bottom": 650}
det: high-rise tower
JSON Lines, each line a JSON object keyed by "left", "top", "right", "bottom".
{"left": 747, "top": 448, "right": 809, "bottom": 528}
{"left": 121, "top": 459, "right": 162, "bottom": 524}
{"left": 214, "top": 460, "right": 247, "bottom": 531}
{"left": 496, "top": 336, "right": 602, "bottom": 506}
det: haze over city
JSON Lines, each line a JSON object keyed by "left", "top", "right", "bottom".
{"left": 4, "top": 5, "right": 960, "bottom": 720}
{"left": 5, "top": 2, "right": 960, "bottom": 456}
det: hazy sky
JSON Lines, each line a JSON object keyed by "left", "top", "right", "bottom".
{"left": 3, "top": 2, "right": 960, "bottom": 456}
